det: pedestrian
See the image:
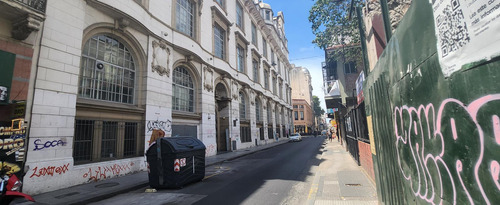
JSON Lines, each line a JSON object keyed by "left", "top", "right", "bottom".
{"left": 329, "top": 133, "right": 333, "bottom": 142}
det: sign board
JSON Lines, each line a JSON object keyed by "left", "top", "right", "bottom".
{"left": 356, "top": 71, "right": 365, "bottom": 105}
{"left": 431, "top": 0, "right": 500, "bottom": 77}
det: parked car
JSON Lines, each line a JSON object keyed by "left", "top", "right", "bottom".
{"left": 289, "top": 133, "right": 302, "bottom": 142}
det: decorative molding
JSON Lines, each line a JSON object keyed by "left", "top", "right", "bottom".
{"left": 203, "top": 66, "right": 214, "bottom": 92}
{"left": 115, "top": 18, "right": 130, "bottom": 31}
{"left": 232, "top": 81, "right": 239, "bottom": 100}
{"left": 151, "top": 40, "right": 171, "bottom": 77}
{"left": 250, "top": 90, "right": 255, "bottom": 105}
{"left": 11, "top": 14, "right": 43, "bottom": 41}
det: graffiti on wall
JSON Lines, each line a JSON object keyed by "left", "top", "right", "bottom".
{"left": 29, "top": 163, "right": 70, "bottom": 178}
{"left": 146, "top": 119, "right": 171, "bottom": 133}
{"left": 83, "top": 162, "right": 134, "bottom": 182}
{"left": 33, "top": 139, "right": 67, "bottom": 151}
{"left": 393, "top": 94, "right": 500, "bottom": 204}
{"left": 205, "top": 144, "right": 215, "bottom": 156}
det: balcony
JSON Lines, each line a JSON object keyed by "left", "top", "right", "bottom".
{"left": 0, "top": 0, "right": 46, "bottom": 40}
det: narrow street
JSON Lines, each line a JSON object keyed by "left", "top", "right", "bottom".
{"left": 88, "top": 136, "right": 377, "bottom": 205}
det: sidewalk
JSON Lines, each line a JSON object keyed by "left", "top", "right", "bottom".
{"left": 14, "top": 140, "right": 289, "bottom": 205}
{"left": 306, "top": 139, "right": 378, "bottom": 205}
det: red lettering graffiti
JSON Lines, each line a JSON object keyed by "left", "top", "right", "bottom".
{"left": 29, "top": 163, "right": 70, "bottom": 178}
{"left": 82, "top": 162, "right": 134, "bottom": 182}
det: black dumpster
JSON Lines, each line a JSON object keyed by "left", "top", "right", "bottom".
{"left": 146, "top": 137, "right": 206, "bottom": 188}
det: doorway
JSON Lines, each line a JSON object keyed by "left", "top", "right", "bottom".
{"left": 215, "top": 83, "right": 230, "bottom": 153}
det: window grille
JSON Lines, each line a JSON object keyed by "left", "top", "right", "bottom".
{"left": 172, "top": 66, "right": 194, "bottom": 112}
{"left": 240, "top": 126, "right": 251, "bottom": 142}
{"left": 74, "top": 120, "right": 94, "bottom": 162}
{"left": 176, "top": 0, "right": 195, "bottom": 37}
{"left": 259, "top": 127, "right": 264, "bottom": 140}
{"left": 101, "top": 121, "right": 118, "bottom": 159}
{"left": 80, "top": 35, "right": 135, "bottom": 104}
{"left": 123, "top": 122, "right": 137, "bottom": 157}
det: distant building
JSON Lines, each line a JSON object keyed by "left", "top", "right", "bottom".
{"left": 290, "top": 65, "right": 314, "bottom": 134}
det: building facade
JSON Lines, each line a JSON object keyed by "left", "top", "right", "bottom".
{"left": 0, "top": 0, "right": 293, "bottom": 194}
{"left": 290, "top": 65, "right": 313, "bottom": 134}
{"left": 292, "top": 99, "right": 313, "bottom": 134}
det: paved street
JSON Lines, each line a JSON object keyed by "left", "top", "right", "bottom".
{"left": 87, "top": 136, "right": 377, "bottom": 205}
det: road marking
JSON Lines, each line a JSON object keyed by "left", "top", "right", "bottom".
{"left": 203, "top": 166, "right": 230, "bottom": 180}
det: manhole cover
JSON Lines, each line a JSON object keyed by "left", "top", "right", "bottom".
{"left": 55, "top": 192, "right": 79, "bottom": 199}
{"left": 345, "top": 183, "right": 362, "bottom": 187}
{"left": 95, "top": 182, "right": 120, "bottom": 188}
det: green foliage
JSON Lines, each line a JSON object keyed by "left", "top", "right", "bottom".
{"left": 312, "top": 95, "right": 325, "bottom": 117}
{"left": 309, "top": 0, "right": 363, "bottom": 63}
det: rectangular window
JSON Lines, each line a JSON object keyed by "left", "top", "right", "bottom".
{"left": 264, "top": 69, "right": 269, "bottom": 89}
{"left": 74, "top": 120, "right": 140, "bottom": 164}
{"left": 176, "top": 0, "right": 195, "bottom": 38}
{"left": 240, "top": 125, "right": 251, "bottom": 142}
{"left": 262, "top": 39, "right": 267, "bottom": 59}
{"left": 253, "top": 60, "right": 259, "bottom": 83}
{"left": 101, "top": 121, "right": 118, "bottom": 159}
{"left": 265, "top": 10, "right": 271, "bottom": 20}
{"left": 344, "top": 62, "right": 357, "bottom": 74}
{"left": 123, "top": 122, "right": 137, "bottom": 157}
{"left": 214, "top": 23, "right": 225, "bottom": 60}
{"left": 294, "top": 111, "right": 298, "bottom": 120}
{"left": 236, "top": 2, "right": 243, "bottom": 28}
{"left": 251, "top": 23, "right": 257, "bottom": 45}
{"left": 237, "top": 45, "right": 245, "bottom": 72}
{"left": 271, "top": 50, "right": 275, "bottom": 64}
{"left": 277, "top": 59, "right": 281, "bottom": 74}
{"left": 74, "top": 120, "right": 94, "bottom": 162}
{"left": 279, "top": 82, "right": 282, "bottom": 98}
{"left": 272, "top": 76, "right": 277, "bottom": 94}
{"left": 293, "top": 105, "right": 298, "bottom": 108}
{"left": 300, "top": 111, "right": 304, "bottom": 120}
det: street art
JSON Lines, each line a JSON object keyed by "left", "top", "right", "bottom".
{"left": 82, "top": 162, "right": 134, "bottom": 182}
{"left": 393, "top": 94, "right": 500, "bottom": 204}
{"left": 146, "top": 119, "right": 171, "bottom": 133}
{"left": 29, "top": 163, "right": 70, "bottom": 178}
{"left": 32, "top": 139, "right": 66, "bottom": 151}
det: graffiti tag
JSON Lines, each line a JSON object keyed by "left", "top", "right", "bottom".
{"left": 33, "top": 139, "right": 67, "bottom": 151}
{"left": 205, "top": 144, "right": 215, "bottom": 156}
{"left": 83, "top": 162, "right": 133, "bottom": 182}
{"left": 146, "top": 119, "right": 171, "bottom": 133}
{"left": 29, "top": 163, "right": 70, "bottom": 178}
{"left": 393, "top": 94, "right": 500, "bottom": 204}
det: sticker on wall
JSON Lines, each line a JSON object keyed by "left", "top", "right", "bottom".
{"left": 431, "top": 0, "right": 500, "bottom": 77}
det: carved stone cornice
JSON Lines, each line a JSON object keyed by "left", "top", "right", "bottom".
{"left": 11, "top": 14, "right": 43, "bottom": 40}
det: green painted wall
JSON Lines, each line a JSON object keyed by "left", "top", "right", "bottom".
{"left": 364, "top": 1, "right": 500, "bottom": 204}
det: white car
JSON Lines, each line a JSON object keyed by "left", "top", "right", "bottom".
{"left": 289, "top": 133, "right": 302, "bottom": 142}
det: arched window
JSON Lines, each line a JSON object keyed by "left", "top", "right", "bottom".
{"left": 172, "top": 66, "right": 194, "bottom": 112}
{"left": 255, "top": 99, "right": 261, "bottom": 122}
{"left": 239, "top": 92, "right": 246, "bottom": 120}
{"left": 80, "top": 35, "right": 135, "bottom": 104}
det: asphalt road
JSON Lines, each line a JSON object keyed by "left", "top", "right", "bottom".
{"left": 90, "top": 136, "right": 325, "bottom": 205}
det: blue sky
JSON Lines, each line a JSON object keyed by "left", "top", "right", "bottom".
{"left": 264, "top": 0, "right": 327, "bottom": 110}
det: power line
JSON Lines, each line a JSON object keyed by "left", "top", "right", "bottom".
{"left": 289, "top": 55, "right": 324, "bottom": 61}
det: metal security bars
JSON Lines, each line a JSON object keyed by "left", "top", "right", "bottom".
{"left": 123, "top": 122, "right": 137, "bottom": 157}
{"left": 74, "top": 120, "right": 94, "bottom": 162}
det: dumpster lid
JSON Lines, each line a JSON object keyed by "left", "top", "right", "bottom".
{"left": 157, "top": 136, "right": 206, "bottom": 153}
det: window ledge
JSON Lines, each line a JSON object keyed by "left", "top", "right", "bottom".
{"left": 76, "top": 98, "right": 144, "bottom": 114}
{"left": 172, "top": 111, "right": 201, "bottom": 120}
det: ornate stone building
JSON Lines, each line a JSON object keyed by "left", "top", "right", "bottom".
{"left": 0, "top": 0, "right": 292, "bottom": 194}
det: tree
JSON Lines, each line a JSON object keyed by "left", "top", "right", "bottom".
{"left": 309, "top": 0, "right": 363, "bottom": 63}
{"left": 312, "top": 96, "right": 325, "bottom": 117}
